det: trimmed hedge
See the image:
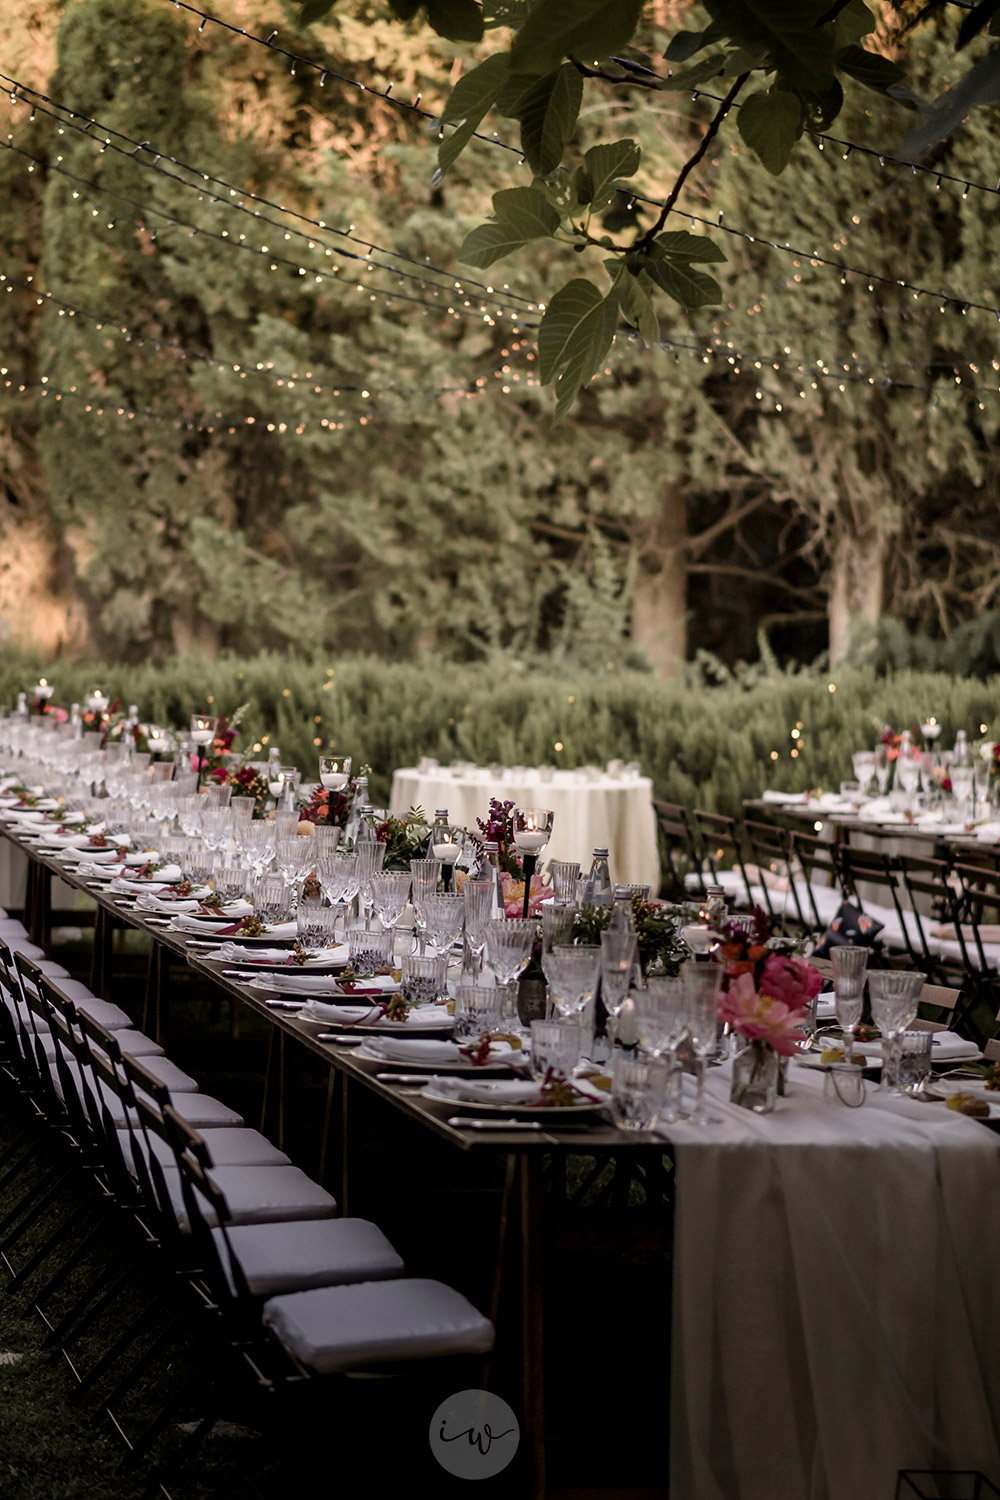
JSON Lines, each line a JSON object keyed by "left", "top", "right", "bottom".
{"left": 2, "top": 651, "right": 997, "bottom": 813}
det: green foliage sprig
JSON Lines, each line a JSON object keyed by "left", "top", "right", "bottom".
{"left": 572, "top": 895, "right": 691, "bottom": 978}
{"left": 297, "top": 0, "right": 922, "bottom": 416}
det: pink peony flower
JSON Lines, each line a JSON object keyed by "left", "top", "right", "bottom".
{"left": 759, "top": 953, "right": 822, "bottom": 1015}
{"left": 719, "top": 972, "right": 806, "bottom": 1056}
{"left": 500, "top": 871, "right": 553, "bottom": 919}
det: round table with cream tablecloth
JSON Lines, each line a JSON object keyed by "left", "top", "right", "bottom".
{"left": 389, "top": 767, "right": 660, "bottom": 891}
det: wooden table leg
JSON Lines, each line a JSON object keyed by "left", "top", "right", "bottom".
{"left": 317, "top": 1066, "right": 338, "bottom": 1188}
{"left": 260, "top": 1027, "right": 276, "bottom": 1134}
{"left": 38, "top": 865, "right": 52, "bottom": 952}
{"left": 142, "top": 941, "right": 168, "bottom": 1046}
{"left": 520, "top": 1153, "right": 546, "bottom": 1500}
{"left": 340, "top": 1073, "right": 351, "bottom": 1216}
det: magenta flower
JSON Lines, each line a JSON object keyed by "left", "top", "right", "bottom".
{"left": 719, "top": 972, "right": 806, "bottom": 1056}
{"left": 759, "top": 953, "right": 822, "bottom": 1015}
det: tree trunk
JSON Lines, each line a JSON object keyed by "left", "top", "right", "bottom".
{"left": 827, "top": 525, "right": 887, "bottom": 665}
{"left": 630, "top": 482, "right": 688, "bottom": 677}
{"left": 0, "top": 505, "right": 85, "bottom": 656}
{"left": 170, "top": 610, "right": 221, "bottom": 659}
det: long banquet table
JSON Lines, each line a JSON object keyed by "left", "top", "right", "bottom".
{"left": 390, "top": 764, "right": 661, "bottom": 890}
{"left": 7, "top": 818, "right": 1000, "bottom": 1499}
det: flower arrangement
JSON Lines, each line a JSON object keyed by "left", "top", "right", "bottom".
{"left": 220, "top": 763, "right": 270, "bottom": 817}
{"left": 717, "top": 910, "right": 823, "bottom": 1108}
{"left": 474, "top": 799, "right": 522, "bottom": 877}
{"left": 373, "top": 807, "right": 431, "bottom": 869}
{"left": 197, "top": 704, "right": 248, "bottom": 779}
{"left": 573, "top": 895, "right": 690, "bottom": 978}
{"left": 500, "top": 870, "right": 552, "bottom": 918}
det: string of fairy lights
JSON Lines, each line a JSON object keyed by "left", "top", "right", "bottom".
{"left": 150, "top": 0, "right": 1000, "bottom": 320}
{"left": 9, "top": 64, "right": 995, "bottom": 373}
{"left": 0, "top": 136, "right": 537, "bottom": 336}
{"left": 0, "top": 74, "right": 540, "bottom": 319}
{"left": 5, "top": 253, "right": 998, "bottom": 415}
{"left": 1, "top": 2, "right": 997, "bottom": 428}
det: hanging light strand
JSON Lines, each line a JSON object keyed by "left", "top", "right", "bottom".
{"left": 0, "top": 74, "right": 539, "bottom": 314}
{"left": 0, "top": 137, "right": 536, "bottom": 329}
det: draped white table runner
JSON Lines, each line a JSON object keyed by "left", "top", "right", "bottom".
{"left": 389, "top": 767, "right": 660, "bottom": 890}
{"left": 667, "top": 1064, "right": 1000, "bottom": 1499}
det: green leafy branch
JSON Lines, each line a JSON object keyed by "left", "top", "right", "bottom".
{"left": 295, "top": 0, "right": 932, "bottom": 415}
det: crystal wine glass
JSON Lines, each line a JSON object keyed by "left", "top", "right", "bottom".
{"left": 422, "top": 891, "right": 464, "bottom": 958}
{"left": 485, "top": 918, "right": 536, "bottom": 988}
{"left": 370, "top": 871, "right": 411, "bottom": 961}
{"left": 831, "top": 944, "right": 868, "bottom": 1064}
{"left": 542, "top": 944, "right": 600, "bottom": 1023}
{"left": 356, "top": 839, "right": 387, "bottom": 929}
{"left": 874, "top": 744, "right": 892, "bottom": 796}
{"left": 683, "top": 962, "right": 725, "bottom": 1126}
{"left": 633, "top": 975, "right": 688, "bottom": 1124}
{"left": 600, "top": 926, "right": 639, "bottom": 1047}
{"left": 462, "top": 877, "right": 494, "bottom": 977}
{"left": 868, "top": 970, "right": 923, "bottom": 1092}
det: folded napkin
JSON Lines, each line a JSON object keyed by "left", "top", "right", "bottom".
{"left": 134, "top": 886, "right": 213, "bottom": 913}
{"left": 363, "top": 1038, "right": 469, "bottom": 1065}
{"left": 76, "top": 860, "right": 124, "bottom": 879}
{"left": 110, "top": 877, "right": 173, "bottom": 895}
{"left": 422, "top": 1075, "right": 604, "bottom": 1106}
{"left": 217, "top": 941, "right": 350, "bottom": 966}
{"left": 118, "top": 862, "right": 181, "bottom": 884}
{"left": 975, "top": 823, "right": 1000, "bottom": 842}
{"left": 761, "top": 790, "right": 808, "bottom": 805}
{"left": 363, "top": 1036, "right": 518, "bottom": 1065}
{"left": 123, "top": 850, "right": 161, "bottom": 867}
{"left": 849, "top": 1033, "right": 980, "bottom": 1061}
{"left": 170, "top": 915, "right": 298, "bottom": 938}
{"left": 816, "top": 995, "right": 838, "bottom": 1020}
{"left": 296, "top": 1000, "right": 385, "bottom": 1025}
{"left": 930, "top": 923, "right": 1000, "bottom": 945}
{"left": 262, "top": 972, "right": 401, "bottom": 997}
{"left": 298, "top": 998, "right": 445, "bottom": 1026}
{"left": 60, "top": 812, "right": 87, "bottom": 825}
{"left": 136, "top": 897, "right": 203, "bottom": 914}
{"left": 2, "top": 810, "right": 48, "bottom": 823}
{"left": 34, "top": 833, "right": 90, "bottom": 849}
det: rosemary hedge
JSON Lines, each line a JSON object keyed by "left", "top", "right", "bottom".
{"left": 3, "top": 651, "right": 998, "bottom": 816}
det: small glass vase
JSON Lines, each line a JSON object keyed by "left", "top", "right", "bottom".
{"left": 730, "top": 1040, "right": 779, "bottom": 1114}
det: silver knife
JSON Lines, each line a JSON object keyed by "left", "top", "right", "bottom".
{"left": 446, "top": 1117, "right": 544, "bottom": 1131}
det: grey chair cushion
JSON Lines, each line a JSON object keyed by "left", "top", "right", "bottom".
{"left": 214, "top": 1219, "right": 403, "bottom": 1297}
{"left": 0, "top": 921, "right": 30, "bottom": 940}
{"left": 124, "top": 1054, "right": 200, "bottom": 1093}
{"left": 160, "top": 1164, "right": 337, "bottom": 1231}
{"left": 117, "top": 1127, "right": 289, "bottom": 1173}
{"left": 262, "top": 1280, "right": 494, "bottom": 1373}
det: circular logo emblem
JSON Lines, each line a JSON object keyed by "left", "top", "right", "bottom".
{"left": 428, "top": 1388, "right": 520, "bottom": 1480}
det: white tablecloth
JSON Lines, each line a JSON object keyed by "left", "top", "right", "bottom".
{"left": 389, "top": 767, "right": 660, "bottom": 890}
{"left": 667, "top": 1063, "right": 1000, "bottom": 1499}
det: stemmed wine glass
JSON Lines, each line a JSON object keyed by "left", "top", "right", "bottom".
{"left": 422, "top": 892, "right": 464, "bottom": 958}
{"left": 409, "top": 859, "right": 442, "bottom": 954}
{"left": 831, "top": 944, "right": 868, "bottom": 1064}
{"left": 874, "top": 744, "right": 892, "bottom": 797}
{"left": 851, "top": 751, "right": 875, "bottom": 795}
{"left": 355, "top": 840, "right": 387, "bottom": 929}
{"left": 543, "top": 944, "right": 600, "bottom": 1025}
{"left": 600, "top": 926, "right": 639, "bottom": 1048}
{"left": 370, "top": 872, "right": 411, "bottom": 960}
{"left": 868, "top": 970, "right": 924, "bottom": 1093}
{"left": 318, "top": 852, "right": 358, "bottom": 941}
{"left": 485, "top": 919, "right": 536, "bottom": 989}
{"left": 633, "top": 976, "right": 689, "bottom": 1123}
{"left": 275, "top": 836, "right": 310, "bottom": 893}
{"left": 462, "top": 878, "right": 494, "bottom": 977}
{"left": 683, "top": 962, "right": 725, "bottom": 1126}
